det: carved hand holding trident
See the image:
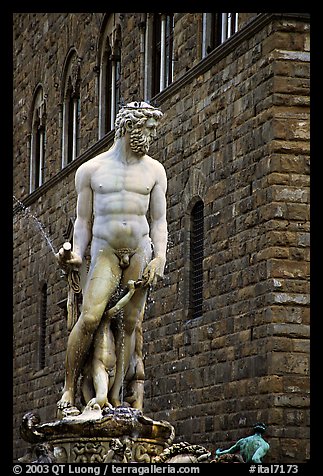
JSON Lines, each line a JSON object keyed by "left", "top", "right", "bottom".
{"left": 56, "top": 242, "right": 82, "bottom": 331}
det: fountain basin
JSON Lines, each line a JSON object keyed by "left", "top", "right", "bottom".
{"left": 20, "top": 407, "right": 175, "bottom": 463}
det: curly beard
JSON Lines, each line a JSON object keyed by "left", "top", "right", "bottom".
{"left": 129, "top": 128, "right": 150, "bottom": 156}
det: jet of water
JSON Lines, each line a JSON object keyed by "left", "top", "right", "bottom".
{"left": 13, "top": 195, "right": 56, "bottom": 256}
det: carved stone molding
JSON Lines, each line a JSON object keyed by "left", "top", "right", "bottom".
{"left": 20, "top": 409, "right": 175, "bottom": 463}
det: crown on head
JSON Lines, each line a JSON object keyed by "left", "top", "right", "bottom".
{"left": 125, "top": 101, "right": 156, "bottom": 109}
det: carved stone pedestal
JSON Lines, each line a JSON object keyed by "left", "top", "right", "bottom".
{"left": 20, "top": 407, "right": 175, "bottom": 463}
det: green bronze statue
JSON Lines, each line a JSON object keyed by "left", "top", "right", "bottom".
{"left": 215, "top": 423, "right": 270, "bottom": 463}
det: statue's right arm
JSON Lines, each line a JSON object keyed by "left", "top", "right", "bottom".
{"left": 71, "top": 164, "right": 93, "bottom": 263}
{"left": 216, "top": 440, "right": 241, "bottom": 455}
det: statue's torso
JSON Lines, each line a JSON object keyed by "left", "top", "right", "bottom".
{"left": 87, "top": 153, "right": 158, "bottom": 251}
{"left": 239, "top": 435, "right": 269, "bottom": 462}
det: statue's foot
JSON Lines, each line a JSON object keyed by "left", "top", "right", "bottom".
{"left": 57, "top": 390, "right": 73, "bottom": 408}
{"left": 109, "top": 396, "right": 121, "bottom": 408}
{"left": 57, "top": 391, "right": 80, "bottom": 417}
{"left": 83, "top": 402, "right": 102, "bottom": 413}
{"left": 86, "top": 397, "right": 114, "bottom": 410}
{"left": 130, "top": 400, "right": 143, "bottom": 410}
{"left": 124, "top": 380, "right": 144, "bottom": 410}
{"left": 78, "top": 402, "right": 103, "bottom": 421}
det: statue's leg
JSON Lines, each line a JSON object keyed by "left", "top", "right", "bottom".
{"left": 109, "top": 244, "right": 151, "bottom": 408}
{"left": 125, "top": 363, "right": 145, "bottom": 409}
{"left": 81, "top": 358, "right": 95, "bottom": 404}
{"left": 87, "top": 362, "right": 110, "bottom": 409}
{"left": 58, "top": 251, "right": 121, "bottom": 409}
{"left": 87, "top": 318, "right": 116, "bottom": 408}
{"left": 109, "top": 288, "right": 147, "bottom": 408}
{"left": 123, "top": 312, "right": 145, "bottom": 409}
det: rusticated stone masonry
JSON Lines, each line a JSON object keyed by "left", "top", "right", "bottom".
{"left": 13, "top": 13, "right": 309, "bottom": 463}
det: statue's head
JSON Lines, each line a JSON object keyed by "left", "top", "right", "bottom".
{"left": 114, "top": 101, "right": 163, "bottom": 156}
{"left": 253, "top": 422, "right": 267, "bottom": 434}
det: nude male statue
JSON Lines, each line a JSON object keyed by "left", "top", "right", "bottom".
{"left": 215, "top": 423, "right": 270, "bottom": 463}
{"left": 56, "top": 102, "right": 167, "bottom": 413}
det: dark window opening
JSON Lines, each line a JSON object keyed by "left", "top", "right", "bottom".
{"left": 115, "top": 57, "right": 121, "bottom": 121}
{"left": 207, "top": 13, "right": 222, "bottom": 54}
{"left": 152, "top": 13, "right": 174, "bottom": 97}
{"left": 34, "top": 126, "right": 41, "bottom": 188}
{"left": 165, "top": 14, "right": 174, "bottom": 88}
{"left": 190, "top": 201, "right": 204, "bottom": 319}
{"left": 67, "top": 95, "right": 74, "bottom": 163}
{"left": 203, "top": 13, "right": 239, "bottom": 57}
{"left": 152, "top": 15, "right": 162, "bottom": 97}
{"left": 39, "top": 283, "right": 47, "bottom": 369}
{"left": 105, "top": 46, "right": 113, "bottom": 133}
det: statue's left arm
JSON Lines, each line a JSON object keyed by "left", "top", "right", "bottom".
{"left": 143, "top": 162, "right": 168, "bottom": 286}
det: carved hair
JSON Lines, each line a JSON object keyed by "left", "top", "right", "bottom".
{"left": 114, "top": 106, "right": 163, "bottom": 139}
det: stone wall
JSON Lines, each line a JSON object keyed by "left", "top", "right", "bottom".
{"left": 13, "top": 13, "right": 310, "bottom": 462}
{"left": 143, "top": 15, "right": 310, "bottom": 463}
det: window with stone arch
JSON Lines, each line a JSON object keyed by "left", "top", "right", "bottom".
{"left": 61, "top": 49, "right": 81, "bottom": 167}
{"left": 189, "top": 199, "right": 204, "bottom": 319}
{"left": 98, "top": 14, "right": 122, "bottom": 139}
{"left": 29, "top": 85, "right": 46, "bottom": 192}
{"left": 144, "top": 13, "right": 174, "bottom": 100}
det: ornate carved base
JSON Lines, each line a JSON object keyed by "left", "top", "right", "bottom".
{"left": 20, "top": 407, "right": 175, "bottom": 463}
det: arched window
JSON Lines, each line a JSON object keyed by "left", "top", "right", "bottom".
{"left": 29, "top": 85, "right": 46, "bottom": 192}
{"left": 190, "top": 200, "right": 204, "bottom": 319}
{"left": 98, "top": 14, "right": 121, "bottom": 139}
{"left": 61, "top": 50, "right": 81, "bottom": 167}
{"left": 145, "top": 13, "right": 174, "bottom": 99}
{"left": 38, "top": 283, "right": 47, "bottom": 370}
